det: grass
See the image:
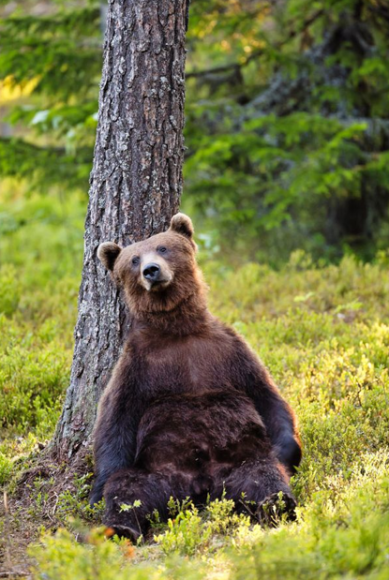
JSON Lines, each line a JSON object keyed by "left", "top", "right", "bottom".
{"left": 1, "top": 190, "right": 389, "bottom": 579}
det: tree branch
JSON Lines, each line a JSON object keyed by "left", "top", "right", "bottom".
{"left": 186, "top": 9, "right": 324, "bottom": 81}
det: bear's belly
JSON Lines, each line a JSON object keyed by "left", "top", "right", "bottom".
{"left": 134, "top": 390, "right": 273, "bottom": 478}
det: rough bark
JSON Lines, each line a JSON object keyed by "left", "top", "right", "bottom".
{"left": 52, "top": 0, "right": 188, "bottom": 461}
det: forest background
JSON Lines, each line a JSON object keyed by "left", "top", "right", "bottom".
{"left": 1, "top": 0, "right": 389, "bottom": 578}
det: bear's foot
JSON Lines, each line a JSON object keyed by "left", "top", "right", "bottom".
{"left": 255, "top": 492, "right": 297, "bottom": 527}
{"left": 106, "top": 523, "right": 142, "bottom": 543}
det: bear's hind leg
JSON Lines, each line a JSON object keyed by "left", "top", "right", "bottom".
{"left": 220, "top": 459, "right": 296, "bottom": 526}
{"left": 103, "top": 469, "right": 189, "bottom": 541}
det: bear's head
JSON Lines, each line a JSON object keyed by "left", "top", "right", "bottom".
{"left": 98, "top": 213, "right": 206, "bottom": 318}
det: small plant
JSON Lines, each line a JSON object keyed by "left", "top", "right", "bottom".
{"left": 0, "top": 452, "right": 13, "bottom": 485}
{"left": 0, "top": 266, "right": 21, "bottom": 316}
{"left": 154, "top": 496, "right": 251, "bottom": 556}
{"left": 119, "top": 499, "right": 143, "bottom": 541}
{"left": 29, "top": 527, "right": 142, "bottom": 580}
{"left": 154, "top": 499, "right": 211, "bottom": 556}
{"left": 56, "top": 473, "right": 104, "bottom": 524}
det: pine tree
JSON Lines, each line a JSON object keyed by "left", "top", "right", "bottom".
{"left": 0, "top": 0, "right": 101, "bottom": 191}
{"left": 50, "top": 0, "right": 189, "bottom": 460}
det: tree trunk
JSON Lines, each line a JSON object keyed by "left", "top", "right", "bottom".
{"left": 52, "top": 0, "right": 188, "bottom": 461}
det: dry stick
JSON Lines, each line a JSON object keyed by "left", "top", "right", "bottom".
{"left": 132, "top": 505, "right": 143, "bottom": 539}
{"left": 52, "top": 493, "right": 60, "bottom": 516}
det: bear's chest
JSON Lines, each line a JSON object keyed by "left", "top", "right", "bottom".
{"left": 137, "top": 336, "right": 233, "bottom": 395}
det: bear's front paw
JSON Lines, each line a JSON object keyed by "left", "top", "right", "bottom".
{"left": 256, "top": 492, "right": 297, "bottom": 527}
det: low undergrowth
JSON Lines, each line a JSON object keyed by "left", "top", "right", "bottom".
{"left": 1, "top": 193, "right": 389, "bottom": 578}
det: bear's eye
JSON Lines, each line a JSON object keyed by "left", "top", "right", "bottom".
{"left": 131, "top": 256, "right": 140, "bottom": 266}
{"left": 157, "top": 246, "right": 167, "bottom": 254}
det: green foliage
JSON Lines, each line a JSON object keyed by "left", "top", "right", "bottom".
{"left": 231, "top": 457, "right": 389, "bottom": 580}
{"left": 0, "top": 265, "right": 21, "bottom": 315}
{"left": 155, "top": 500, "right": 211, "bottom": 556}
{"left": 184, "top": 0, "right": 389, "bottom": 259}
{"left": 0, "top": 0, "right": 99, "bottom": 191}
{"left": 55, "top": 474, "right": 106, "bottom": 525}
{"left": 28, "top": 462, "right": 389, "bottom": 579}
{"left": 0, "top": 189, "right": 83, "bottom": 439}
{"left": 154, "top": 497, "right": 250, "bottom": 556}
{"left": 29, "top": 527, "right": 158, "bottom": 580}
{"left": 0, "top": 138, "right": 93, "bottom": 192}
{"left": 0, "top": 451, "right": 13, "bottom": 485}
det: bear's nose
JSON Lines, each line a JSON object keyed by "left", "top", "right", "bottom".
{"left": 142, "top": 263, "right": 161, "bottom": 282}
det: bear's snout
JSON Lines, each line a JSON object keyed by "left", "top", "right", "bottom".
{"left": 140, "top": 257, "right": 173, "bottom": 292}
{"left": 143, "top": 263, "right": 161, "bottom": 282}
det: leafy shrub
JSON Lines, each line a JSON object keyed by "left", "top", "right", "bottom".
{"left": 29, "top": 462, "right": 389, "bottom": 580}
{"left": 154, "top": 497, "right": 253, "bottom": 556}
{"left": 0, "top": 451, "right": 13, "bottom": 485}
{"left": 0, "top": 194, "right": 81, "bottom": 443}
{"left": 0, "top": 265, "right": 21, "bottom": 316}
{"left": 29, "top": 528, "right": 158, "bottom": 580}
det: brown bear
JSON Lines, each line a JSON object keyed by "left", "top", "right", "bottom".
{"left": 91, "top": 213, "right": 301, "bottom": 540}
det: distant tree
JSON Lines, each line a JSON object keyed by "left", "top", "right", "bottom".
{"left": 184, "top": 0, "right": 389, "bottom": 260}
{"left": 0, "top": 0, "right": 100, "bottom": 191}
{"left": 51, "top": 0, "right": 188, "bottom": 459}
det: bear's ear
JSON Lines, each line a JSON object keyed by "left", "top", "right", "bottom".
{"left": 169, "top": 213, "right": 194, "bottom": 240}
{"left": 97, "top": 242, "right": 122, "bottom": 271}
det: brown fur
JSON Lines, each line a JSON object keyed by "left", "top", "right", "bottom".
{"left": 91, "top": 214, "right": 301, "bottom": 538}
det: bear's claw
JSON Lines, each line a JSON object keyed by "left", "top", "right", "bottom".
{"left": 107, "top": 523, "right": 142, "bottom": 542}
{"left": 255, "top": 492, "right": 297, "bottom": 527}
